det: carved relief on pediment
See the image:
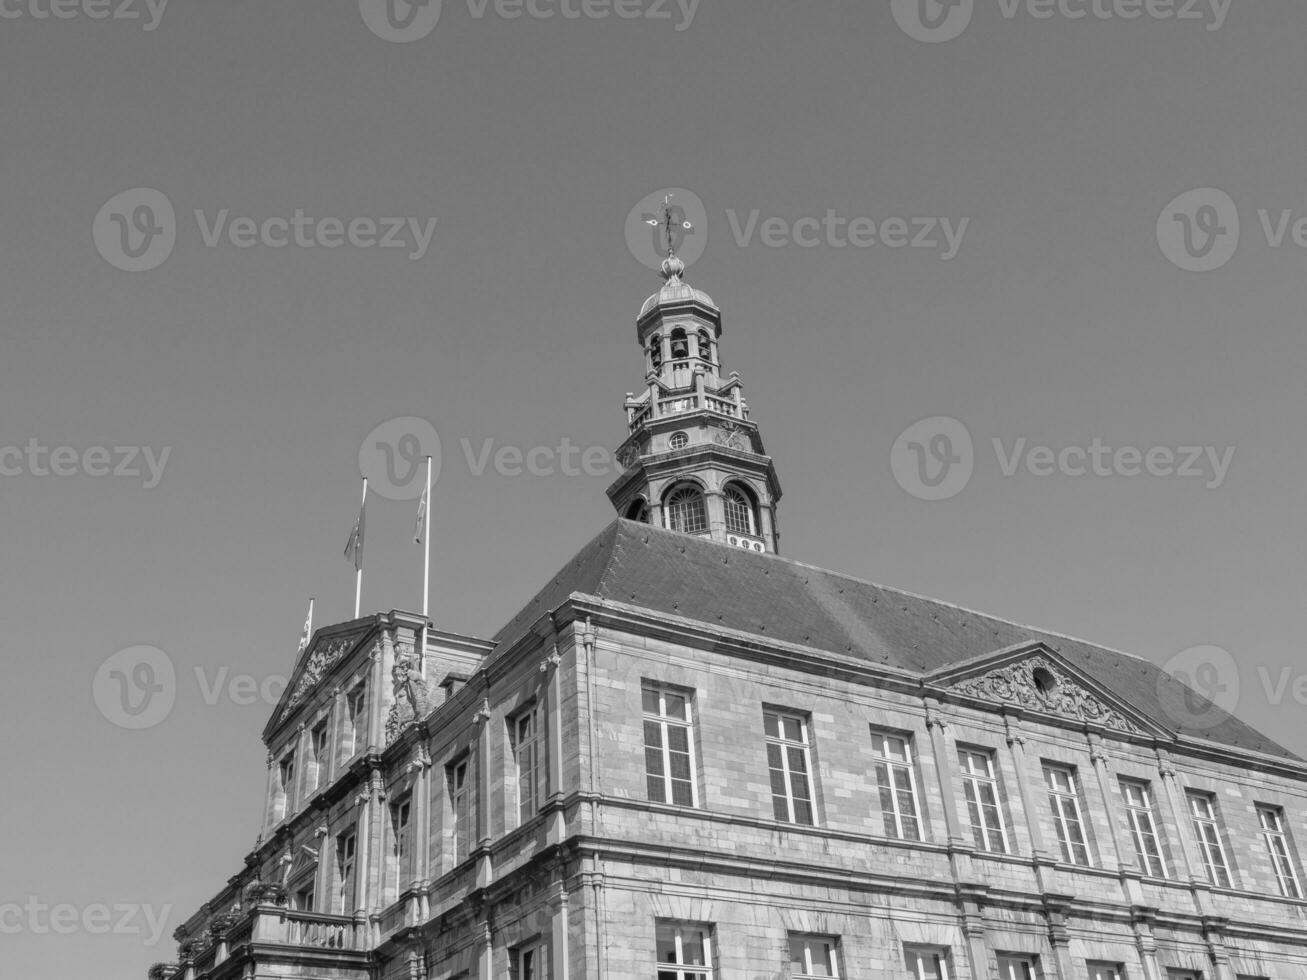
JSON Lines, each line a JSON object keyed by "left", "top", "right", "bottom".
{"left": 280, "top": 636, "right": 355, "bottom": 722}
{"left": 947, "top": 655, "right": 1142, "bottom": 734}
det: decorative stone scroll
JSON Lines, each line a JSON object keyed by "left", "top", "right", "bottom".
{"left": 280, "top": 636, "right": 355, "bottom": 721}
{"left": 947, "top": 656, "right": 1142, "bottom": 734}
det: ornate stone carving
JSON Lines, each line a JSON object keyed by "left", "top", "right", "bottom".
{"left": 948, "top": 656, "right": 1142, "bottom": 734}
{"left": 386, "top": 652, "right": 433, "bottom": 744}
{"left": 241, "top": 879, "right": 287, "bottom": 906}
{"left": 148, "top": 963, "right": 178, "bottom": 980}
{"left": 281, "top": 637, "right": 355, "bottom": 721}
{"left": 713, "top": 420, "right": 752, "bottom": 452}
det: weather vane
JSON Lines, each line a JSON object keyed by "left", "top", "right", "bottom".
{"left": 645, "top": 193, "right": 694, "bottom": 259}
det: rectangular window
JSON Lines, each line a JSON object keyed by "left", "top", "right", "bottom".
{"left": 765, "top": 710, "right": 815, "bottom": 825}
{"left": 311, "top": 720, "right": 330, "bottom": 792}
{"left": 1120, "top": 779, "right": 1167, "bottom": 877}
{"left": 1187, "top": 792, "right": 1232, "bottom": 888}
{"left": 655, "top": 921, "right": 713, "bottom": 980}
{"left": 336, "top": 829, "right": 357, "bottom": 914}
{"left": 642, "top": 684, "right": 697, "bottom": 807}
{"left": 515, "top": 940, "right": 549, "bottom": 980}
{"left": 1044, "top": 765, "right": 1091, "bottom": 865}
{"left": 278, "top": 750, "right": 297, "bottom": 819}
{"left": 448, "top": 758, "right": 471, "bottom": 863}
{"left": 790, "top": 934, "right": 840, "bottom": 978}
{"left": 293, "top": 881, "right": 315, "bottom": 912}
{"left": 345, "top": 684, "right": 367, "bottom": 759}
{"left": 870, "top": 730, "right": 922, "bottom": 840}
{"left": 512, "top": 703, "right": 544, "bottom": 826}
{"left": 904, "top": 946, "right": 950, "bottom": 980}
{"left": 390, "top": 796, "right": 412, "bottom": 895}
{"left": 1257, "top": 805, "right": 1302, "bottom": 898}
{"left": 1088, "top": 962, "right": 1125, "bottom": 980}
{"left": 997, "top": 955, "right": 1038, "bottom": 980}
{"left": 959, "top": 749, "right": 1008, "bottom": 853}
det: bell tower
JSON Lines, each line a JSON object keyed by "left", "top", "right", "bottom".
{"left": 607, "top": 199, "right": 782, "bottom": 553}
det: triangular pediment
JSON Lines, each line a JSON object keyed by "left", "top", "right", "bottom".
{"left": 927, "top": 642, "right": 1165, "bottom": 738}
{"left": 262, "top": 623, "right": 376, "bottom": 743}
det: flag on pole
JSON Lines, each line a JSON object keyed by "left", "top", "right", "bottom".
{"left": 296, "top": 598, "right": 314, "bottom": 657}
{"left": 414, "top": 483, "right": 428, "bottom": 544}
{"left": 344, "top": 499, "right": 366, "bottom": 571}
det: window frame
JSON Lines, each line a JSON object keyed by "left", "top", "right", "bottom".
{"left": 389, "top": 794, "right": 412, "bottom": 898}
{"left": 789, "top": 933, "right": 841, "bottom": 978}
{"left": 344, "top": 683, "right": 367, "bottom": 760}
{"left": 511, "top": 701, "right": 545, "bottom": 827}
{"left": 336, "top": 827, "right": 357, "bottom": 915}
{"left": 764, "top": 709, "right": 816, "bottom": 826}
{"left": 664, "top": 484, "right": 708, "bottom": 535}
{"left": 642, "top": 683, "right": 698, "bottom": 807}
{"left": 1120, "top": 778, "right": 1167, "bottom": 877}
{"left": 904, "top": 945, "right": 951, "bottom": 980}
{"left": 722, "top": 483, "right": 757, "bottom": 536}
{"left": 1088, "top": 962, "right": 1125, "bottom": 980}
{"left": 1186, "top": 791, "right": 1232, "bottom": 888}
{"left": 1043, "top": 763, "right": 1091, "bottom": 866}
{"left": 448, "top": 757, "right": 472, "bottom": 864}
{"left": 870, "top": 729, "right": 923, "bottom": 840}
{"left": 655, "top": 920, "right": 713, "bottom": 980}
{"left": 958, "top": 748, "right": 1009, "bottom": 853}
{"left": 1257, "top": 804, "right": 1302, "bottom": 899}
{"left": 514, "top": 938, "right": 548, "bottom": 980}
{"left": 996, "top": 954, "right": 1038, "bottom": 980}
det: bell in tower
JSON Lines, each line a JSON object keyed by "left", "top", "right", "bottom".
{"left": 608, "top": 198, "right": 782, "bottom": 553}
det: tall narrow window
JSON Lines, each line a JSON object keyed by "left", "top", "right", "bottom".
{"left": 1257, "top": 805, "right": 1302, "bottom": 898}
{"left": 790, "top": 935, "right": 841, "bottom": 978}
{"left": 642, "top": 683, "right": 697, "bottom": 807}
{"left": 512, "top": 704, "right": 544, "bottom": 826}
{"left": 997, "top": 955, "right": 1037, "bottom": 980}
{"left": 277, "top": 750, "right": 297, "bottom": 820}
{"left": 310, "top": 720, "right": 330, "bottom": 792}
{"left": 390, "top": 796, "right": 411, "bottom": 897}
{"left": 664, "top": 485, "right": 707, "bottom": 535}
{"left": 1044, "top": 765, "right": 1091, "bottom": 865}
{"left": 1120, "top": 779, "right": 1167, "bottom": 877}
{"left": 670, "top": 328, "right": 689, "bottom": 359}
{"left": 655, "top": 921, "right": 713, "bottom": 980}
{"left": 449, "top": 758, "right": 471, "bottom": 863}
{"left": 336, "top": 829, "right": 357, "bottom": 914}
{"left": 904, "top": 947, "right": 950, "bottom": 980}
{"left": 1187, "top": 792, "right": 1232, "bottom": 888}
{"left": 697, "top": 329, "right": 713, "bottom": 364}
{"left": 764, "top": 710, "right": 815, "bottom": 825}
{"left": 515, "top": 940, "right": 548, "bottom": 980}
{"left": 344, "top": 684, "right": 367, "bottom": 759}
{"left": 293, "top": 880, "right": 315, "bottom": 912}
{"left": 722, "top": 484, "right": 757, "bottom": 536}
{"left": 1089, "top": 962, "right": 1125, "bottom": 980}
{"left": 870, "top": 730, "right": 922, "bottom": 840}
{"left": 959, "top": 749, "right": 1008, "bottom": 853}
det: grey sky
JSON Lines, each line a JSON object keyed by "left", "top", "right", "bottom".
{"left": 3, "top": 1, "right": 1306, "bottom": 976}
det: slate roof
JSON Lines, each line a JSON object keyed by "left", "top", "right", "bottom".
{"left": 491, "top": 519, "right": 1297, "bottom": 763}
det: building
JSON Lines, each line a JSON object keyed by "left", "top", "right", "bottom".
{"left": 152, "top": 245, "right": 1307, "bottom": 980}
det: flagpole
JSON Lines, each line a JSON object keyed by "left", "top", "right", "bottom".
{"left": 354, "top": 478, "right": 367, "bottom": 619}
{"left": 422, "top": 456, "right": 431, "bottom": 619}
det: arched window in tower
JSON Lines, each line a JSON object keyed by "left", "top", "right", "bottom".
{"left": 669, "top": 327, "right": 689, "bottom": 360}
{"left": 625, "top": 498, "right": 650, "bottom": 524}
{"left": 664, "top": 484, "right": 708, "bottom": 535}
{"left": 723, "top": 483, "right": 758, "bottom": 536}
{"left": 648, "top": 335, "right": 662, "bottom": 372}
{"left": 697, "top": 329, "right": 713, "bottom": 364}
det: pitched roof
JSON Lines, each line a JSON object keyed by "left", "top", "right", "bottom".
{"left": 491, "top": 519, "right": 1297, "bottom": 762}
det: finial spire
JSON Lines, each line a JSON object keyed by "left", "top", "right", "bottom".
{"left": 645, "top": 193, "right": 693, "bottom": 280}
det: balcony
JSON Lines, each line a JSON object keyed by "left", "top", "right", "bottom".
{"left": 154, "top": 904, "right": 368, "bottom": 980}
{"left": 627, "top": 389, "right": 747, "bottom": 433}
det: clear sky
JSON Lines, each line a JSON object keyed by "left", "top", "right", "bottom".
{"left": 3, "top": 1, "right": 1307, "bottom": 976}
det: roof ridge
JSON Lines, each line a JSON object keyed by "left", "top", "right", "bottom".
{"left": 612, "top": 518, "right": 1155, "bottom": 670}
